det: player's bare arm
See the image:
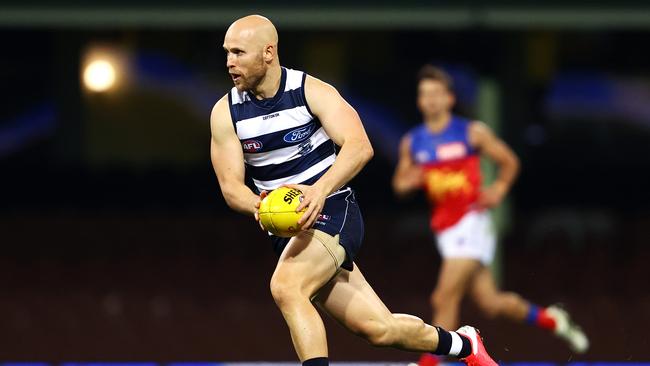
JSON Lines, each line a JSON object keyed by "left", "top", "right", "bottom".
{"left": 210, "top": 95, "right": 266, "bottom": 222}
{"left": 469, "top": 121, "right": 520, "bottom": 208}
{"left": 286, "top": 75, "right": 374, "bottom": 230}
{"left": 392, "top": 134, "right": 423, "bottom": 198}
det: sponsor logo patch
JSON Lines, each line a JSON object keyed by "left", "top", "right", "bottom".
{"left": 242, "top": 139, "right": 263, "bottom": 152}
{"left": 283, "top": 125, "right": 313, "bottom": 143}
{"left": 436, "top": 142, "right": 467, "bottom": 161}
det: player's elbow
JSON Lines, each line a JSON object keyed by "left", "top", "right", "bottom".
{"left": 221, "top": 189, "right": 239, "bottom": 210}
{"left": 507, "top": 152, "right": 520, "bottom": 178}
{"left": 360, "top": 140, "right": 374, "bottom": 164}
{"left": 512, "top": 153, "right": 521, "bottom": 175}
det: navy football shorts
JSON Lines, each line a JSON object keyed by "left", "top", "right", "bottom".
{"left": 270, "top": 187, "right": 364, "bottom": 271}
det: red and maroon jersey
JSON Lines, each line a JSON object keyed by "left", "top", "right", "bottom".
{"left": 409, "top": 115, "right": 481, "bottom": 232}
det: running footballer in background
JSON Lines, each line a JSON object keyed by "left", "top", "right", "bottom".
{"left": 392, "top": 65, "right": 589, "bottom": 366}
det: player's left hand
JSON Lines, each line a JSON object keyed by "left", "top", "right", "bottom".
{"left": 478, "top": 182, "right": 507, "bottom": 209}
{"left": 283, "top": 183, "right": 327, "bottom": 230}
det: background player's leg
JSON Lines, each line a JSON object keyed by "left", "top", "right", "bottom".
{"left": 430, "top": 258, "right": 481, "bottom": 330}
{"left": 469, "top": 266, "right": 590, "bottom": 353}
{"left": 469, "top": 266, "right": 529, "bottom": 321}
{"left": 315, "top": 263, "right": 469, "bottom": 355}
{"left": 270, "top": 230, "right": 345, "bottom": 361}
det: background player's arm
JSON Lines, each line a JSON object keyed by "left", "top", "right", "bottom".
{"left": 288, "top": 75, "right": 374, "bottom": 229}
{"left": 469, "top": 121, "right": 520, "bottom": 208}
{"left": 392, "top": 134, "right": 423, "bottom": 198}
{"left": 210, "top": 95, "right": 263, "bottom": 218}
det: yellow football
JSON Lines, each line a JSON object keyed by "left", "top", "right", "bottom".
{"left": 258, "top": 187, "right": 305, "bottom": 237}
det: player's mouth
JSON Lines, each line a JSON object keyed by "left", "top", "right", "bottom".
{"left": 230, "top": 73, "right": 242, "bottom": 83}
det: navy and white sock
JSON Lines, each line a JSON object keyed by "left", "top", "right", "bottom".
{"left": 433, "top": 326, "right": 472, "bottom": 359}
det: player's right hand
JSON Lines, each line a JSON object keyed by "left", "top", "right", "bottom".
{"left": 478, "top": 182, "right": 507, "bottom": 209}
{"left": 254, "top": 190, "right": 268, "bottom": 231}
{"left": 405, "top": 166, "right": 424, "bottom": 188}
{"left": 395, "top": 165, "right": 424, "bottom": 195}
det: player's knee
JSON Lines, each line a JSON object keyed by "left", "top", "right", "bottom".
{"left": 269, "top": 277, "right": 302, "bottom": 309}
{"left": 431, "top": 288, "right": 459, "bottom": 310}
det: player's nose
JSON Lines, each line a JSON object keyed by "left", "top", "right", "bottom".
{"left": 226, "top": 54, "right": 236, "bottom": 68}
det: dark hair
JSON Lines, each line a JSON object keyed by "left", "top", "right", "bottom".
{"left": 417, "top": 65, "right": 454, "bottom": 93}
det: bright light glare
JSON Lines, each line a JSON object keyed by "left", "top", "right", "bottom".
{"left": 83, "top": 59, "right": 116, "bottom": 92}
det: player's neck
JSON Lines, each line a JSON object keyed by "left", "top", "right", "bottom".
{"left": 424, "top": 112, "right": 452, "bottom": 133}
{"left": 252, "top": 65, "right": 282, "bottom": 100}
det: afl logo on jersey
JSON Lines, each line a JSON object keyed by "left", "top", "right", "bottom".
{"left": 242, "top": 139, "right": 263, "bottom": 152}
{"left": 283, "top": 125, "right": 313, "bottom": 143}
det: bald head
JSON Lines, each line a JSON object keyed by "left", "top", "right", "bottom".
{"left": 223, "top": 15, "right": 281, "bottom": 93}
{"left": 226, "top": 15, "right": 278, "bottom": 50}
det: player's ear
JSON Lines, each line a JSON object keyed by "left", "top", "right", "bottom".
{"left": 263, "top": 44, "right": 274, "bottom": 63}
{"left": 448, "top": 92, "right": 456, "bottom": 108}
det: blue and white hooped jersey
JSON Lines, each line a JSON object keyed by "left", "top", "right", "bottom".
{"left": 228, "top": 67, "right": 336, "bottom": 193}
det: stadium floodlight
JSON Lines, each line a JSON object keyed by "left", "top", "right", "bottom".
{"left": 83, "top": 59, "right": 116, "bottom": 92}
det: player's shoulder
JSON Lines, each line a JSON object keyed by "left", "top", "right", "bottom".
{"left": 304, "top": 73, "right": 338, "bottom": 95}
{"left": 466, "top": 119, "right": 497, "bottom": 148}
{"left": 303, "top": 72, "right": 344, "bottom": 115}
{"left": 211, "top": 94, "right": 230, "bottom": 118}
{"left": 452, "top": 115, "right": 488, "bottom": 134}
{"left": 210, "top": 94, "right": 234, "bottom": 132}
{"left": 466, "top": 119, "right": 492, "bottom": 135}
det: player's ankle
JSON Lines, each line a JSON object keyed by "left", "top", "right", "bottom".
{"left": 526, "top": 304, "right": 557, "bottom": 331}
{"left": 303, "top": 357, "right": 328, "bottom": 366}
{"left": 433, "top": 326, "right": 472, "bottom": 359}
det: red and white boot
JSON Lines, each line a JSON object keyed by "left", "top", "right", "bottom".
{"left": 416, "top": 353, "right": 440, "bottom": 366}
{"left": 456, "top": 326, "right": 498, "bottom": 366}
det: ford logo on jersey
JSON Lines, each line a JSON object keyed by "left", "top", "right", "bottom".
{"left": 242, "top": 139, "right": 263, "bottom": 152}
{"left": 283, "top": 125, "right": 313, "bottom": 143}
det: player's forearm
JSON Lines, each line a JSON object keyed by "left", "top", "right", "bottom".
{"left": 392, "top": 174, "right": 416, "bottom": 197}
{"left": 221, "top": 183, "right": 259, "bottom": 217}
{"left": 494, "top": 153, "right": 520, "bottom": 193}
{"left": 315, "top": 139, "right": 374, "bottom": 196}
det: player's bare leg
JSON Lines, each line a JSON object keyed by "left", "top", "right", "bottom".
{"left": 469, "top": 266, "right": 589, "bottom": 353}
{"left": 269, "top": 229, "right": 345, "bottom": 361}
{"left": 314, "top": 261, "right": 496, "bottom": 366}
{"left": 315, "top": 262, "right": 439, "bottom": 351}
{"left": 469, "top": 266, "right": 528, "bottom": 321}
{"left": 431, "top": 258, "right": 482, "bottom": 329}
